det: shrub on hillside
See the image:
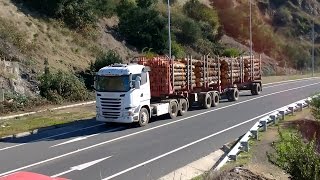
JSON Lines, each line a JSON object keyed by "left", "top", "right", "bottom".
{"left": 19, "top": 0, "right": 117, "bottom": 29}
{"left": 183, "top": 0, "right": 220, "bottom": 40}
{"left": 39, "top": 61, "right": 89, "bottom": 103}
{"left": 117, "top": 2, "right": 167, "bottom": 54}
{"left": 269, "top": 130, "right": 320, "bottom": 180}
{"left": 222, "top": 48, "right": 241, "bottom": 57}
{"left": 90, "top": 50, "right": 123, "bottom": 72}
{"left": 310, "top": 96, "right": 320, "bottom": 121}
{"left": 0, "top": 92, "right": 47, "bottom": 115}
{"left": 78, "top": 50, "right": 122, "bottom": 90}
{"left": 171, "top": 41, "right": 186, "bottom": 58}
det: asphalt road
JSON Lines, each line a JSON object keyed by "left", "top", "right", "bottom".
{"left": 0, "top": 78, "right": 320, "bottom": 180}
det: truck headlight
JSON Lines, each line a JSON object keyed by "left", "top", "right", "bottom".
{"left": 125, "top": 107, "right": 136, "bottom": 116}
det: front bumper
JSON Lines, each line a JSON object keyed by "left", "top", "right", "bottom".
{"left": 96, "top": 114, "right": 139, "bottom": 123}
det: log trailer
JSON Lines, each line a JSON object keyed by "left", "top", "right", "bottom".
{"left": 94, "top": 55, "right": 262, "bottom": 126}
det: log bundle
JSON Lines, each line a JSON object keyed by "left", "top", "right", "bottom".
{"left": 136, "top": 55, "right": 261, "bottom": 97}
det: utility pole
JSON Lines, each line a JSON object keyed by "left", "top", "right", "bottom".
{"left": 312, "top": 18, "right": 315, "bottom": 77}
{"left": 167, "top": 0, "right": 172, "bottom": 59}
{"left": 249, "top": 0, "right": 253, "bottom": 61}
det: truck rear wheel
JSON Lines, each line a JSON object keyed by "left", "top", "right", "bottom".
{"left": 227, "top": 88, "right": 239, "bottom": 102}
{"left": 251, "top": 83, "right": 261, "bottom": 95}
{"left": 211, "top": 92, "right": 219, "bottom": 107}
{"left": 169, "top": 101, "right": 178, "bottom": 119}
{"left": 138, "top": 108, "right": 149, "bottom": 127}
{"left": 178, "top": 99, "right": 188, "bottom": 116}
{"left": 202, "top": 93, "right": 212, "bottom": 109}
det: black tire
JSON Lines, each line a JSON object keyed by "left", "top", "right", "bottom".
{"left": 138, "top": 108, "right": 149, "bottom": 127}
{"left": 211, "top": 92, "right": 220, "bottom": 107}
{"left": 178, "top": 99, "right": 188, "bottom": 116}
{"left": 169, "top": 101, "right": 178, "bottom": 119}
{"left": 228, "top": 88, "right": 239, "bottom": 102}
{"left": 202, "top": 93, "right": 212, "bottom": 109}
{"left": 251, "top": 83, "right": 261, "bottom": 95}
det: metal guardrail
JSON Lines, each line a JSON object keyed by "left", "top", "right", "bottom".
{"left": 214, "top": 94, "right": 319, "bottom": 170}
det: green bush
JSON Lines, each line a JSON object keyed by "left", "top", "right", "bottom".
{"left": 19, "top": 0, "right": 117, "bottom": 29}
{"left": 310, "top": 96, "right": 320, "bottom": 121}
{"left": 269, "top": 130, "right": 320, "bottom": 180}
{"left": 176, "top": 18, "right": 202, "bottom": 44}
{"left": 39, "top": 61, "right": 89, "bottom": 103}
{"left": 117, "top": 4, "right": 167, "bottom": 53}
{"left": 183, "top": 0, "right": 220, "bottom": 39}
{"left": 222, "top": 48, "right": 241, "bottom": 57}
{"left": 171, "top": 41, "right": 185, "bottom": 58}
{"left": 0, "top": 92, "right": 47, "bottom": 115}
{"left": 78, "top": 50, "right": 122, "bottom": 90}
{"left": 90, "top": 50, "right": 123, "bottom": 72}
{"left": 274, "top": 7, "right": 292, "bottom": 26}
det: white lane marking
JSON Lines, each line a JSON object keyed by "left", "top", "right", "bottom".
{"left": 263, "top": 78, "right": 319, "bottom": 89}
{"left": 51, "top": 156, "right": 112, "bottom": 178}
{"left": 0, "top": 123, "right": 105, "bottom": 151}
{"left": 263, "top": 76, "right": 319, "bottom": 86}
{"left": 50, "top": 127, "right": 125, "bottom": 148}
{"left": 0, "top": 82, "right": 318, "bottom": 177}
{"left": 102, "top": 110, "right": 275, "bottom": 180}
{"left": 0, "top": 76, "right": 316, "bottom": 151}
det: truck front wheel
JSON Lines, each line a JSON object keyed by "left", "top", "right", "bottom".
{"left": 138, "top": 108, "right": 149, "bottom": 127}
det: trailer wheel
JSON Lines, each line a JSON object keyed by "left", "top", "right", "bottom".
{"left": 211, "top": 92, "right": 219, "bottom": 107}
{"left": 251, "top": 83, "right": 261, "bottom": 95}
{"left": 178, "top": 99, "right": 188, "bottom": 116}
{"left": 202, "top": 93, "right": 212, "bottom": 109}
{"left": 169, "top": 101, "right": 178, "bottom": 119}
{"left": 138, "top": 108, "right": 149, "bottom": 127}
{"left": 228, "top": 88, "right": 239, "bottom": 102}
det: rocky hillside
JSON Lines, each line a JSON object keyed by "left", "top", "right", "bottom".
{"left": 0, "top": 0, "right": 318, "bottom": 98}
{"left": 211, "top": 0, "right": 320, "bottom": 72}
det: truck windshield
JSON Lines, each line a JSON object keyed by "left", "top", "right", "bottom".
{"left": 95, "top": 75, "right": 131, "bottom": 92}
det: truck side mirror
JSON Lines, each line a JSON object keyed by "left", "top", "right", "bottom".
{"left": 134, "top": 76, "right": 141, "bottom": 89}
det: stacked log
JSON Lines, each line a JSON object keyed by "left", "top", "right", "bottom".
{"left": 220, "top": 58, "right": 241, "bottom": 86}
{"left": 172, "top": 61, "right": 196, "bottom": 90}
{"left": 192, "top": 58, "right": 219, "bottom": 88}
{"left": 243, "top": 57, "right": 261, "bottom": 81}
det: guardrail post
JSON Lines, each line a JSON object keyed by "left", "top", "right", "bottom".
{"left": 270, "top": 115, "right": 277, "bottom": 124}
{"left": 228, "top": 154, "right": 237, "bottom": 161}
{"left": 279, "top": 111, "right": 285, "bottom": 120}
{"left": 297, "top": 103, "right": 303, "bottom": 111}
{"left": 261, "top": 120, "right": 267, "bottom": 131}
{"left": 289, "top": 107, "right": 294, "bottom": 115}
{"left": 250, "top": 130, "right": 258, "bottom": 140}
{"left": 241, "top": 141, "right": 249, "bottom": 152}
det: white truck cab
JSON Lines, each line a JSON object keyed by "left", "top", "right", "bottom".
{"left": 95, "top": 64, "right": 152, "bottom": 126}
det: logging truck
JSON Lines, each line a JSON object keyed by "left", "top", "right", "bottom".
{"left": 94, "top": 55, "right": 262, "bottom": 126}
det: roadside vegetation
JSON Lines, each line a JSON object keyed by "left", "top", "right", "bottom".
{"left": 201, "top": 95, "right": 320, "bottom": 180}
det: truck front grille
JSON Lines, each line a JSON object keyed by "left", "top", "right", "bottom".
{"left": 100, "top": 98, "right": 121, "bottom": 119}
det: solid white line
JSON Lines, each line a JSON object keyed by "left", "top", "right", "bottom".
{"left": 50, "top": 127, "right": 125, "bottom": 148}
{"left": 263, "top": 77, "right": 319, "bottom": 89}
{"left": 0, "top": 82, "right": 318, "bottom": 177}
{"left": 0, "top": 123, "right": 105, "bottom": 151}
{"left": 102, "top": 110, "right": 276, "bottom": 180}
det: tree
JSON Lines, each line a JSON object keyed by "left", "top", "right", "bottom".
{"left": 137, "top": 0, "right": 157, "bottom": 8}
{"left": 118, "top": 7, "right": 167, "bottom": 53}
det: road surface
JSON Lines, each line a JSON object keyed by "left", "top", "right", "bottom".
{"left": 0, "top": 78, "right": 319, "bottom": 180}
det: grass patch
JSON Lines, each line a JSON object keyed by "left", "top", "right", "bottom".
{"left": 262, "top": 73, "right": 320, "bottom": 84}
{"left": 0, "top": 105, "right": 95, "bottom": 137}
